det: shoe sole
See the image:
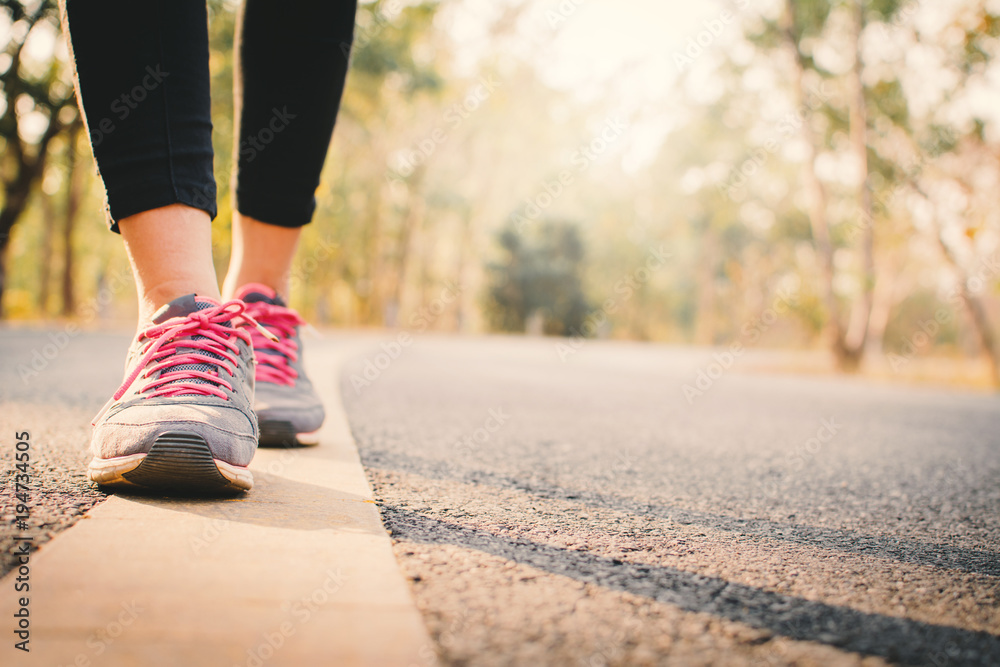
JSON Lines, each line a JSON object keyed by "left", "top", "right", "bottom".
{"left": 258, "top": 419, "right": 320, "bottom": 447}
{"left": 88, "top": 431, "right": 253, "bottom": 494}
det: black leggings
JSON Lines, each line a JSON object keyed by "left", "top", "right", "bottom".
{"left": 63, "top": 0, "right": 357, "bottom": 231}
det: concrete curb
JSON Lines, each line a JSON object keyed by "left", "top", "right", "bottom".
{"left": 2, "top": 338, "right": 436, "bottom": 667}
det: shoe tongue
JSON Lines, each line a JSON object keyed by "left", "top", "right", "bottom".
{"left": 151, "top": 294, "right": 220, "bottom": 324}
{"left": 233, "top": 283, "right": 286, "bottom": 307}
{"left": 147, "top": 295, "right": 226, "bottom": 393}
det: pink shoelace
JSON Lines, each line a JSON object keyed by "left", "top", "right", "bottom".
{"left": 113, "top": 300, "right": 275, "bottom": 402}
{"left": 241, "top": 301, "right": 306, "bottom": 387}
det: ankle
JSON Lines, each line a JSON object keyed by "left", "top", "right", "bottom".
{"left": 138, "top": 280, "right": 222, "bottom": 327}
{"left": 222, "top": 273, "right": 290, "bottom": 302}
{"left": 119, "top": 204, "right": 221, "bottom": 327}
{"left": 223, "top": 213, "right": 300, "bottom": 302}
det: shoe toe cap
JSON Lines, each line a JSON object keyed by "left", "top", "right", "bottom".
{"left": 92, "top": 402, "right": 258, "bottom": 466}
{"left": 254, "top": 381, "right": 325, "bottom": 433}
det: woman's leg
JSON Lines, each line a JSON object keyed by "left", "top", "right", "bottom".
{"left": 63, "top": 0, "right": 220, "bottom": 325}
{"left": 222, "top": 213, "right": 300, "bottom": 301}
{"left": 120, "top": 205, "right": 220, "bottom": 327}
{"left": 224, "top": 0, "right": 357, "bottom": 446}
{"left": 222, "top": 0, "right": 357, "bottom": 300}
{"left": 64, "top": 0, "right": 258, "bottom": 494}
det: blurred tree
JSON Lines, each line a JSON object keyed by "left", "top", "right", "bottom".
{"left": 742, "top": 0, "right": 999, "bottom": 382}
{"left": 486, "top": 220, "right": 589, "bottom": 336}
{"left": 326, "top": 1, "right": 444, "bottom": 325}
{"left": 58, "top": 118, "right": 82, "bottom": 315}
{"left": 896, "top": 2, "right": 1000, "bottom": 385}
{"left": 2, "top": 0, "right": 995, "bottom": 388}
{"left": 0, "top": 0, "right": 77, "bottom": 314}
{"left": 776, "top": 0, "right": 880, "bottom": 370}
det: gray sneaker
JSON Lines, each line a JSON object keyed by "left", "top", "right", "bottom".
{"left": 88, "top": 295, "right": 267, "bottom": 494}
{"left": 234, "top": 284, "right": 325, "bottom": 447}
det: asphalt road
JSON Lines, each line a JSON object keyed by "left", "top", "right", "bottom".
{"left": 2, "top": 328, "right": 998, "bottom": 666}
{"left": 341, "top": 335, "right": 1000, "bottom": 667}
{"left": 0, "top": 329, "right": 120, "bottom": 576}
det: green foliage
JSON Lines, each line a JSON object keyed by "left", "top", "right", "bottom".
{"left": 790, "top": 0, "right": 834, "bottom": 40}
{"left": 864, "top": 0, "right": 908, "bottom": 23}
{"left": 485, "top": 220, "right": 590, "bottom": 336}
{"left": 349, "top": 3, "right": 443, "bottom": 95}
{"left": 884, "top": 291, "right": 961, "bottom": 352}
{"left": 1, "top": 0, "right": 998, "bottom": 381}
{"left": 869, "top": 79, "right": 909, "bottom": 128}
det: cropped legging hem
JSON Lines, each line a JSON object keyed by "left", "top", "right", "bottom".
{"left": 104, "top": 182, "right": 218, "bottom": 234}
{"left": 64, "top": 0, "right": 356, "bottom": 233}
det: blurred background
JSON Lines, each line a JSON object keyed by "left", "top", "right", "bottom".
{"left": 1, "top": 0, "right": 999, "bottom": 388}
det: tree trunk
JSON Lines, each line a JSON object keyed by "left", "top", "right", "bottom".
{"left": 0, "top": 245, "right": 7, "bottom": 316}
{"left": 0, "top": 184, "right": 34, "bottom": 317}
{"left": 782, "top": 0, "right": 875, "bottom": 372}
{"left": 0, "top": 117, "right": 67, "bottom": 317}
{"left": 39, "top": 192, "right": 57, "bottom": 315}
{"left": 355, "top": 179, "right": 386, "bottom": 325}
{"left": 864, "top": 252, "right": 910, "bottom": 359}
{"left": 910, "top": 179, "right": 1000, "bottom": 387}
{"left": 840, "top": 0, "right": 876, "bottom": 369}
{"left": 694, "top": 226, "right": 718, "bottom": 345}
{"left": 932, "top": 224, "right": 1000, "bottom": 387}
{"left": 61, "top": 123, "right": 83, "bottom": 317}
{"left": 454, "top": 209, "right": 476, "bottom": 333}
{"left": 389, "top": 168, "right": 425, "bottom": 327}
{"left": 781, "top": 0, "right": 844, "bottom": 360}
